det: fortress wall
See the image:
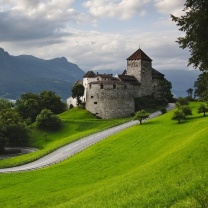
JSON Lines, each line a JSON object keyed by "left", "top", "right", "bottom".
{"left": 85, "top": 83, "right": 136, "bottom": 119}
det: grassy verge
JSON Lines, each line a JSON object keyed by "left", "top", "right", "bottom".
{"left": 0, "top": 108, "right": 130, "bottom": 168}
{"left": 0, "top": 102, "right": 208, "bottom": 207}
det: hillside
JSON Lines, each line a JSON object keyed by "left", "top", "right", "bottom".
{"left": 0, "top": 102, "right": 207, "bottom": 207}
{"left": 0, "top": 48, "right": 85, "bottom": 100}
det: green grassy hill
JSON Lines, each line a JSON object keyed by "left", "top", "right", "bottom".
{"left": 0, "top": 102, "right": 208, "bottom": 207}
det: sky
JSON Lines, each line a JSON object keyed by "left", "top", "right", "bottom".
{"left": 0, "top": 0, "right": 193, "bottom": 73}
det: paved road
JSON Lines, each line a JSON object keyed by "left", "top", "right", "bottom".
{"left": 0, "top": 103, "right": 175, "bottom": 173}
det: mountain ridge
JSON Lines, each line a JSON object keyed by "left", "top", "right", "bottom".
{"left": 0, "top": 48, "right": 85, "bottom": 100}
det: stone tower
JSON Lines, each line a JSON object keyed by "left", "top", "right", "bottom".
{"left": 126, "top": 48, "right": 152, "bottom": 96}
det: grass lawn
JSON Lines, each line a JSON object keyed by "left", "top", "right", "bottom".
{"left": 0, "top": 107, "right": 130, "bottom": 168}
{"left": 0, "top": 102, "right": 208, "bottom": 207}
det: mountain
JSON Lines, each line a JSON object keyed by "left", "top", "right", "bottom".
{"left": 98, "top": 69, "right": 200, "bottom": 98}
{"left": 0, "top": 48, "right": 85, "bottom": 100}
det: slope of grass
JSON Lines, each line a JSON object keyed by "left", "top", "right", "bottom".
{"left": 0, "top": 107, "right": 129, "bottom": 168}
{"left": 0, "top": 102, "right": 207, "bottom": 208}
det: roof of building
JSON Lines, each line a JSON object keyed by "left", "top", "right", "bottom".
{"left": 152, "top": 68, "right": 164, "bottom": 79}
{"left": 83, "top": 71, "right": 96, "bottom": 78}
{"left": 127, "top": 48, "right": 152, "bottom": 61}
{"left": 96, "top": 73, "right": 113, "bottom": 79}
{"left": 118, "top": 74, "right": 140, "bottom": 86}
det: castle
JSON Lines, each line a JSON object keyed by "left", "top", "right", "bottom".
{"left": 67, "top": 48, "right": 166, "bottom": 119}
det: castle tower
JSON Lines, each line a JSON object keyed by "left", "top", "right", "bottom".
{"left": 126, "top": 48, "right": 152, "bottom": 96}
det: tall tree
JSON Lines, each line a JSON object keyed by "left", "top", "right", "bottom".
{"left": 186, "top": 88, "right": 194, "bottom": 99}
{"left": 72, "top": 84, "right": 85, "bottom": 107}
{"left": 158, "top": 78, "right": 173, "bottom": 102}
{"left": 171, "top": 0, "right": 208, "bottom": 71}
{"left": 39, "top": 91, "right": 66, "bottom": 114}
{"left": 0, "top": 98, "right": 14, "bottom": 110}
{"left": 194, "top": 72, "right": 208, "bottom": 101}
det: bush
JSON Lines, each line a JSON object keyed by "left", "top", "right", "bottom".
{"left": 36, "top": 109, "right": 62, "bottom": 131}
{"left": 0, "top": 109, "right": 30, "bottom": 146}
{"left": 160, "top": 107, "right": 167, "bottom": 114}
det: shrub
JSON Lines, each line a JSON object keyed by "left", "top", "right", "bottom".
{"left": 36, "top": 109, "right": 62, "bottom": 131}
{"left": 160, "top": 107, "right": 167, "bottom": 114}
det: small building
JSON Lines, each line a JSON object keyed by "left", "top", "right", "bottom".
{"left": 67, "top": 48, "right": 166, "bottom": 119}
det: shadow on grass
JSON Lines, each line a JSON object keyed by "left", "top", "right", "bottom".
{"left": 171, "top": 115, "right": 206, "bottom": 125}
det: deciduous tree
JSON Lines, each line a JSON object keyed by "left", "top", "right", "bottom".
{"left": 134, "top": 110, "right": 149, "bottom": 124}
{"left": 194, "top": 72, "right": 208, "bottom": 101}
{"left": 0, "top": 109, "right": 30, "bottom": 146}
{"left": 198, "top": 104, "right": 208, "bottom": 116}
{"left": 36, "top": 109, "right": 61, "bottom": 131}
{"left": 72, "top": 84, "right": 85, "bottom": 107}
{"left": 171, "top": 0, "right": 208, "bottom": 71}
{"left": 172, "top": 110, "right": 186, "bottom": 123}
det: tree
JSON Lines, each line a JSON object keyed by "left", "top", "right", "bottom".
{"left": 172, "top": 110, "right": 186, "bottom": 123}
{"left": 158, "top": 78, "right": 173, "bottom": 102}
{"left": 198, "top": 104, "right": 208, "bottom": 116}
{"left": 186, "top": 88, "right": 194, "bottom": 99}
{"left": 72, "top": 84, "right": 85, "bottom": 107}
{"left": 0, "top": 98, "right": 14, "bottom": 110}
{"left": 39, "top": 91, "right": 66, "bottom": 114}
{"left": 181, "top": 105, "right": 192, "bottom": 116}
{"left": 134, "top": 110, "right": 149, "bottom": 124}
{"left": 171, "top": 0, "right": 208, "bottom": 71}
{"left": 36, "top": 109, "right": 62, "bottom": 130}
{"left": 194, "top": 72, "right": 208, "bottom": 101}
{"left": 0, "top": 109, "right": 30, "bottom": 146}
{"left": 0, "top": 123, "right": 7, "bottom": 153}
{"left": 16, "top": 93, "right": 40, "bottom": 122}
{"left": 176, "top": 97, "right": 189, "bottom": 108}
{"left": 16, "top": 91, "right": 66, "bottom": 122}
{"left": 16, "top": 98, "right": 40, "bottom": 122}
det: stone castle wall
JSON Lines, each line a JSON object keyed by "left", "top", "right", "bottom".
{"left": 85, "top": 83, "right": 139, "bottom": 119}
{"left": 127, "top": 59, "right": 152, "bottom": 96}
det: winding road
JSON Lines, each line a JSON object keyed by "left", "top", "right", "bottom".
{"left": 0, "top": 104, "right": 175, "bottom": 173}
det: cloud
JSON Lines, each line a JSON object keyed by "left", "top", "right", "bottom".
{"left": 154, "top": 0, "right": 185, "bottom": 16}
{"left": 83, "top": 0, "right": 150, "bottom": 20}
{"left": 0, "top": 0, "right": 90, "bottom": 42}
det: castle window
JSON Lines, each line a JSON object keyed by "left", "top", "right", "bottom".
{"left": 94, "top": 102, "right": 97, "bottom": 104}
{"left": 97, "top": 78, "right": 99, "bottom": 81}
{"left": 100, "top": 83, "right": 104, "bottom": 89}
{"left": 91, "top": 96, "right": 94, "bottom": 98}
{"left": 113, "top": 83, "right": 116, "bottom": 89}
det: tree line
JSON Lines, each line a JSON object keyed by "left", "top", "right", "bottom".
{"left": 0, "top": 91, "right": 66, "bottom": 153}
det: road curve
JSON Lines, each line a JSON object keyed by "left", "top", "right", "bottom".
{"left": 0, "top": 104, "right": 175, "bottom": 173}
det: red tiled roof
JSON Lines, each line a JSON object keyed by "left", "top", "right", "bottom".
{"left": 127, "top": 48, "right": 152, "bottom": 61}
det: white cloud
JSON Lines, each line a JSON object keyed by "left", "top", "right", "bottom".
{"left": 154, "top": 0, "right": 185, "bottom": 16}
{"left": 83, "top": 0, "right": 150, "bottom": 20}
